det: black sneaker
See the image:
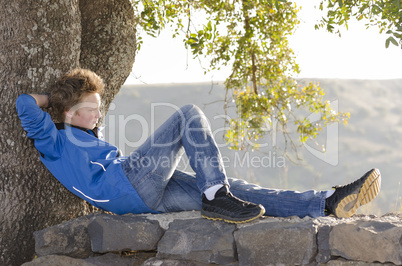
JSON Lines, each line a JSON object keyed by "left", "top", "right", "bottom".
{"left": 325, "top": 168, "right": 381, "bottom": 218}
{"left": 201, "top": 186, "right": 265, "bottom": 223}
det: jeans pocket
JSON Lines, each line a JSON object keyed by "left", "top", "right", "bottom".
{"left": 132, "top": 172, "right": 165, "bottom": 210}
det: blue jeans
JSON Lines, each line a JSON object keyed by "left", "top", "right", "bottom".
{"left": 121, "top": 104, "right": 326, "bottom": 218}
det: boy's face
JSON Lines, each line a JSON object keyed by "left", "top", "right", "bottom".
{"left": 65, "top": 93, "right": 101, "bottom": 130}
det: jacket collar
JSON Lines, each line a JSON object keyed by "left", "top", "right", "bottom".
{"left": 55, "top": 123, "right": 99, "bottom": 138}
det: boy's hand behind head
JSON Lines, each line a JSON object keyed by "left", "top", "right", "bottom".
{"left": 29, "top": 93, "right": 50, "bottom": 109}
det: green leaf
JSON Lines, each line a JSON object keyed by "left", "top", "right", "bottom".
{"left": 389, "top": 36, "right": 398, "bottom": 46}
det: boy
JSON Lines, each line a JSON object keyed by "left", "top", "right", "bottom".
{"left": 16, "top": 68, "right": 381, "bottom": 223}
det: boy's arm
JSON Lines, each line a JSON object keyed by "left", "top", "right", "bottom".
{"left": 16, "top": 94, "right": 61, "bottom": 159}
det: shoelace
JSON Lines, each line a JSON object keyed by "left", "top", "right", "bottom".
{"left": 213, "top": 192, "right": 257, "bottom": 214}
{"left": 329, "top": 174, "right": 366, "bottom": 204}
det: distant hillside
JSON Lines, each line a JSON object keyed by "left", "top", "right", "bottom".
{"left": 104, "top": 79, "right": 402, "bottom": 215}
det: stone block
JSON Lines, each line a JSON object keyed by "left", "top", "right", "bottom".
{"left": 330, "top": 219, "right": 402, "bottom": 264}
{"left": 87, "top": 214, "right": 164, "bottom": 253}
{"left": 84, "top": 252, "right": 155, "bottom": 266}
{"left": 139, "top": 211, "right": 202, "bottom": 230}
{"left": 316, "top": 224, "right": 332, "bottom": 263}
{"left": 157, "top": 218, "right": 236, "bottom": 264}
{"left": 22, "top": 255, "right": 94, "bottom": 266}
{"left": 325, "top": 259, "right": 395, "bottom": 265}
{"left": 33, "top": 214, "right": 95, "bottom": 259}
{"left": 143, "top": 257, "right": 211, "bottom": 266}
{"left": 235, "top": 220, "right": 317, "bottom": 265}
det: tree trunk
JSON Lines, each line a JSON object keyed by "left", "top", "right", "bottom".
{"left": 0, "top": 1, "right": 136, "bottom": 265}
{"left": 79, "top": 0, "right": 136, "bottom": 111}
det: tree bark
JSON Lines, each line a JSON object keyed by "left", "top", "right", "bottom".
{"left": 79, "top": 0, "right": 136, "bottom": 112}
{"left": 0, "top": 0, "right": 136, "bottom": 265}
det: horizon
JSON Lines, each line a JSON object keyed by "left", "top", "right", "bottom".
{"left": 122, "top": 76, "right": 402, "bottom": 87}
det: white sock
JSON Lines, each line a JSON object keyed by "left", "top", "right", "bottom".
{"left": 204, "top": 184, "right": 224, "bottom": 201}
{"left": 325, "top": 190, "right": 335, "bottom": 198}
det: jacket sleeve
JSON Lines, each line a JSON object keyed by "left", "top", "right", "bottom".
{"left": 16, "top": 94, "right": 62, "bottom": 160}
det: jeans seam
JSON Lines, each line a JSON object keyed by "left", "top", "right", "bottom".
{"left": 126, "top": 114, "right": 182, "bottom": 180}
{"left": 145, "top": 111, "right": 183, "bottom": 153}
{"left": 319, "top": 191, "right": 327, "bottom": 217}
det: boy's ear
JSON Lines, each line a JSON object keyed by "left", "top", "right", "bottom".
{"left": 65, "top": 110, "right": 73, "bottom": 119}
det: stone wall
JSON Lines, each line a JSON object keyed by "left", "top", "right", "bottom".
{"left": 22, "top": 211, "right": 402, "bottom": 265}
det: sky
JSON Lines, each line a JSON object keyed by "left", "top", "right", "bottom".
{"left": 124, "top": 0, "right": 401, "bottom": 86}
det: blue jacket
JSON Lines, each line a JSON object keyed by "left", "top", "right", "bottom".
{"left": 16, "top": 94, "right": 157, "bottom": 215}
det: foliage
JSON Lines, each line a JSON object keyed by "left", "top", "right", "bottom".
{"left": 317, "top": 0, "right": 402, "bottom": 48}
{"left": 132, "top": 0, "right": 352, "bottom": 156}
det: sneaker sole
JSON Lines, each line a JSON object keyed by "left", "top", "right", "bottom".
{"left": 202, "top": 206, "right": 265, "bottom": 224}
{"left": 334, "top": 168, "right": 381, "bottom": 218}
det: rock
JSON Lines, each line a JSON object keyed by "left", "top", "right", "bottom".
{"left": 84, "top": 252, "right": 155, "bottom": 266}
{"left": 22, "top": 253, "right": 155, "bottom": 266}
{"left": 87, "top": 214, "right": 164, "bottom": 253}
{"left": 325, "top": 258, "right": 395, "bottom": 265}
{"left": 316, "top": 224, "right": 332, "bottom": 263}
{"left": 29, "top": 212, "right": 402, "bottom": 265}
{"left": 312, "top": 216, "right": 343, "bottom": 264}
{"left": 329, "top": 218, "right": 402, "bottom": 265}
{"left": 235, "top": 219, "right": 317, "bottom": 265}
{"left": 143, "top": 257, "right": 211, "bottom": 266}
{"left": 33, "top": 214, "right": 96, "bottom": 259}
{"left": 139, "top": 211, "right": 202, "bottom": 230}
{"left": 156, "top": 218, "right": 237, "bottom": 264}
{"left": 22, "top": 255, "right": 94, "bottom": 266}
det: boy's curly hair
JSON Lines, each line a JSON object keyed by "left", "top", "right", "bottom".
{"left": 50, "top": 68, "right": 104, "bottom": 122}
